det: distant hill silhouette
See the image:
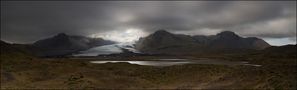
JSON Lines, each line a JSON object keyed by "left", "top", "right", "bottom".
{"left": 1, "top": 40, "right": 34, "bottom": 60}
{"left": 135, "top": 30, "right": 271, "bottom": 54}
{"left": 262, "top": 44, "right": 296, "bottom": 57}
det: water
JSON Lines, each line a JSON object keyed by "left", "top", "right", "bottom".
{"left": 150, "top": 59, "right": 189, "bottom": 61}
{"left": 89, "top": 59, "right": 261, "bottom": 67}
{"left": 90, "top": 60, "right": 192, "bottom": 66}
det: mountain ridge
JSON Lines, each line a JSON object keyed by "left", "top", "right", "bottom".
{"left": 1, "top": 30, "right": 273, "bottom": 56}
{"left": 32, "top": 33, "right": 116, "bottom": 57}
{"left": 135, "top": 30, "right": 271, "bottom": 54}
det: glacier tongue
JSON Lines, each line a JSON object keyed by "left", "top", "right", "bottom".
{"left": 73, "top": 42, "right": 139, "bottom": 56}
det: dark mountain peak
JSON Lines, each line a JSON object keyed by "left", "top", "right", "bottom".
{"left": 149, "top": 29, "right": 175, "bottom": 40}
{"left": 217, "top": 31, "right": 240, "bottom": 38}
{"left": 153, "top": 29, "right": 172, "bottom": 35}
{"left": 217, "top": 31, "right": 236, "bottom": 36}
{"left": 33, "top": 33, "right": 115, "bottom": 57}
{"left": 55, "top": 33, "right": 68, "bottom": 38}
{"left": 49, "top": 33, "right": 71, "bottom": 42}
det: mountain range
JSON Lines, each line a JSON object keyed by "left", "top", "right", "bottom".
{"left": 1, "top": 30, "right": 274, "bottom": 56}
{"left": 135, "top": 30, "right": 271, "bottom": 54}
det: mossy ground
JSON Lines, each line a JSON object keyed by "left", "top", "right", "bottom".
{"left": 1, "top": 52, "right": 296, "bottom": 89}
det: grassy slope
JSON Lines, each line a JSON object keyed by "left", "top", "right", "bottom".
{"left": 1, "top": 43, "right": 296, "bottom": 89}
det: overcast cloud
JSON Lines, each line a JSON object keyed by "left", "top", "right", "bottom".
{"left": 1, "top": 1, "right": 296, "bottom": 45}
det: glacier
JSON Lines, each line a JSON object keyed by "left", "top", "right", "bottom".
{"left": 73, "top": 42, "right": 139, "bottom": 56}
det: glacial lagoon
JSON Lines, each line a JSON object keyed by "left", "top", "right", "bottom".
{"left": 90, "top": 59, "right": 261, "bottom": 67}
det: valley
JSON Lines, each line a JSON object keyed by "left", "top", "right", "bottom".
{"left": 2, "top": 1, "right": 296, "bottom": 89}
{"left": 1, "top": 30, "right": 296, "bottom": 89}
{"left": 1, "top": 46, "right": 296, "bottom": 89}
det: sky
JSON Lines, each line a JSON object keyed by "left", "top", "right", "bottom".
{"left": 1, "top": 1, "right": 296, "bottom": 46}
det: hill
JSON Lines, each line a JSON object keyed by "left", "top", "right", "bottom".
{"left": 33, "top": 33, "right": 115, "bottom": 57}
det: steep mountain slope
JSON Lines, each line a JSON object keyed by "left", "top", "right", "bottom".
{"left": 33, "top": 33, "right": 115, "bottom": 57}
{"left": 135, "top": 30, "right": 271, "bottom": 54}
{"left": 135, "top": 30, "right": 197, "bottom": 53}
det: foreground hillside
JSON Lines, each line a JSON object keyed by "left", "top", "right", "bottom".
{"left": 1, "top": 40, "right": 296, "bottom": 89}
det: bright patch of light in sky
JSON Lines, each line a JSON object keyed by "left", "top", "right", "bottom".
{"left": 263, "top": 37, "right": 296, "bottom": 46}
{"left": 91, "top": 28, "right": 147, "bottom": 43}
{"left": 114, "top": 11, "right": 135, "bottom": 23}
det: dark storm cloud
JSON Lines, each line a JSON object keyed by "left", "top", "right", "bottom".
{"left": 1, "top": 1, "right": 123, "bottom": 43}
{"left": 1, "top": 1, "right": 296, "bottom": 44}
